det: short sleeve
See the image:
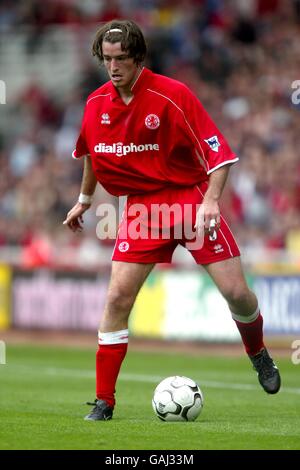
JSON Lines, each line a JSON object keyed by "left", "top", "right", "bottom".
{"left": 72, "top": 105, "right": 90, "bottom": 160}
{"left": 180, "top": 87, "right": 239, "bottom": 174}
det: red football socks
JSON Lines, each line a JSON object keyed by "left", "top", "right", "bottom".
{"left": 233, "top": 310, "right": 264, "bottom": 356}
{"left": 96, "top": 329, "right": 128, "bottom": 408}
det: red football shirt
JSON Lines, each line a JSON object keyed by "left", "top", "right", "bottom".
{"left": 73, "top": 67, "right": 238, "bottom": 196}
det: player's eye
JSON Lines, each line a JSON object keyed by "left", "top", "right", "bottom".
{"left": 116, "top": 56, "right": 129, "bottom": 61}
{"left": 104, "top": 55, "right": 129, "bottom": 63}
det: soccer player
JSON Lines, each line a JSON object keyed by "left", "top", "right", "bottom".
{"left": 64, "top": 19, "right": 281, "bottom": 421}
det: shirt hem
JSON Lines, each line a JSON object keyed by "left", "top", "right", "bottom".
{"left": 207, "top": 157, "right": 239, "bottom": 175}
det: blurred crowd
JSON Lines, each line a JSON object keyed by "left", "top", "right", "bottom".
{"left": 0, "top": 0, "right": 300, "bottom": 269}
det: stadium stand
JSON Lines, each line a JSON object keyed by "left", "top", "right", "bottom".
{"left": 0, "top": 0, "right": 300, "bottom": 270}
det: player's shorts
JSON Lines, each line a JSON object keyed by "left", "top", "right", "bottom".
{"left": 112, "top": 183, "right": 240, "bottom": 264}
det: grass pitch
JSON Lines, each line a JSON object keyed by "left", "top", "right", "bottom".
{"left": 0, "top": 344, "right": 299, "bottom": 450}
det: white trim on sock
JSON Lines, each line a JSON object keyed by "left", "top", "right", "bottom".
{"left": 231, "top": 305, "right": 260, "bottom": 324}
{"left": 98, "top": 329, "right": 129, "bottom": 345}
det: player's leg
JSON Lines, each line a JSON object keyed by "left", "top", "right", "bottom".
{"left": 85, "top": 187, "right": 183, "bottom": 420}
{"left": 184, "top": 183, "right": 281, "bottom": 395}
{"left": 100, "top": 260, "right": 155, "bottom": 332}
{"left": 203, "top": 256, "right": 257, "bottom": 319}
{"left": 203, "top": 256, "right": 281, "bottom": 394}
{"left": 85, "top": 261, "right": 154, "bottom": 421}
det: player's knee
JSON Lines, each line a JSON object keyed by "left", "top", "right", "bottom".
{"left": 221, "top": 285, "right": 251, "bottom": 307}
{"left": 106, "top": 288, "right": 136, "bottom": 314}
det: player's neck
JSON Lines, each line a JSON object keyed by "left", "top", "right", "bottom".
{"left": 117, "top": 67, "right": 142, "bottom": 105}
{"left": 118, "top": 88, "right": 134, "bottom": 105}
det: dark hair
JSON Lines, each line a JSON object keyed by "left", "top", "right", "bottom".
{"left": 92, "top": 19, "right": 147, "bottom": 64}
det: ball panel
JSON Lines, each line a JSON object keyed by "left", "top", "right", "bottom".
{"left": 172, "top": 385, "right": 195, "bottom": 407}
{"left": 153, "top": 390, "right": 179, "bottom": 414}
{"left": 186, "top": 394, "right": 203, "bottom": 421}
{"left": 171, "top": 376, "right": 198, "bottom": 389}
{"left": 162, "top": 413, "right": 186, "bottom": 422}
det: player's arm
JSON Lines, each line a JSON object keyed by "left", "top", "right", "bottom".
{"left": 180, "top": 87, "right": 237, "bottom": 236}
{"left": 195, "top": 164, "right": 232, "bottom": 237}
{"left": 63, "top": 155, "right": 97, "bottom": 232}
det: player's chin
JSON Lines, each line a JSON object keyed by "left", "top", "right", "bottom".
{"left": 111, "top": 76, "right": 124, "bottom": 86}
{"left": 112, "top": 80, "right": 122, "bottom": 88}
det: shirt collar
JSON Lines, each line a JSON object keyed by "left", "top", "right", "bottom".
{"left": 109, "top": 67, "right": 152, "bottom": 101}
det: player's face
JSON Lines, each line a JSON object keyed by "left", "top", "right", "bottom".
{"left": 102, "top": 41, "right": 141, "bottom": 91}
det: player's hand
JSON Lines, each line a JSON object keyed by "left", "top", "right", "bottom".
{"left": 194, "top": 198, "right": 220, "bottom": 239}
{"left": 63, "top": 202, "right": 91, "bottom": 232}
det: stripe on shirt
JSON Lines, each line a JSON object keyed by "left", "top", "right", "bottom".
{"left": 87, "top": 93, "right": 111, "bottom": 105}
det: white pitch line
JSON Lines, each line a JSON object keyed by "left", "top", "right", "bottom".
{"left": 119, "top": 373, "right": 300, "bottom": 395}
{"left": 9, "top": 365, "right": 300, "bottom": 395}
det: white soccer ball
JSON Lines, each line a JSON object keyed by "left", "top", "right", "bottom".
{"left": 152, "top": 376, "right": 204, "bottom": 422}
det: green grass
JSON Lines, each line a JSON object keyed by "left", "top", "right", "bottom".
{"left": 0, "top": 344, "right": 299, "bottom": 450}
